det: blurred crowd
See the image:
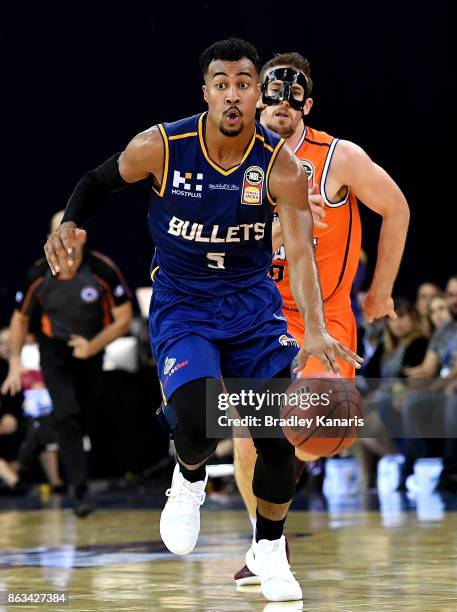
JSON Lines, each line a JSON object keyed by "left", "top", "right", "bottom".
{"left": 355, "top": 275, "right": 457, "bottom": 492}
{"left": 2, "top": 250, "right": 457, "bottom": 506}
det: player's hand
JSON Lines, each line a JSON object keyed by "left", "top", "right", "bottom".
{"left": 294, "top": 328, "right": 363, "bottom": 375}
{"left": 308, "top": 184, "right": 328, "bottom": 230}
{"left": 44, "top": 222, "right": 86, "bottom": 276}
{"left": 364, "top": 290, "right": 396, "bottom": 323}
{"left": 68, "top": 335, "right": 95, "bottom": 359}
{"left": 0, "top": 414, "right": 18, "bottom": 435}
{"left": 1, "top": 362, "right": 23, "bottom": 396}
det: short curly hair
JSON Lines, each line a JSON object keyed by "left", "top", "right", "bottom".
{"left": 200, "top": 38, "right": 260, "bottom": 76}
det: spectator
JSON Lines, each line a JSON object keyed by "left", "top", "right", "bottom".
{"left": 401, "top": 276, "right": 457, "bottom": 490}
{"left": 1, "top": 211, "right": 133, "bottom": 516}
{"left": 0, "top": 328, "right": 24, "bottom": 492}
{"left": 358, "top": 299, "right": 428, "bottom": 487}
{"left": 428, "top": 294, "right": 452, "bottom": 332}
{"left": 415, "top": 282, "right": 440, "bottom": 338}
{"left": 18, "top": 369, "right": 64, "bottom": 492}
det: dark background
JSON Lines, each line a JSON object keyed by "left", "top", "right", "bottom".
{"left": 0, "top": 0, "right": 452, "bottom": 326}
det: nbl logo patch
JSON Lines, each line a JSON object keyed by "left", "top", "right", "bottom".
{"left": 301, "top": 159, "right": 314, "bottom": 186}
{"left": 241, "top": 166, "right": 264, "bottom": 205}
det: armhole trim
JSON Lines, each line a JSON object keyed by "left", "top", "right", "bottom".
{"left": 152, "top": 124, "right": 169, "bottom": 197}
{"left": 321, "top": 138, "right": 349, "bottom": 208}
{"left": 266, "top": 138, "right": 285, "bottom": 206}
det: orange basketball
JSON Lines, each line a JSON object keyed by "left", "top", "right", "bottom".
{"left": 280, "top": 373, "right": 363, "bottom": 457}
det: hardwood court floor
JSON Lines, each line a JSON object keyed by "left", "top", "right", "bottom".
{"left": 1, "top": 504, "right": 457, "bottom": 611}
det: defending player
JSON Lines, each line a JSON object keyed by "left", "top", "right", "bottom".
{"left": 234, "top": 52, "right": 410, "bottom": 585}
{"left": 43, "top": 39, "right": 362, "bottom": 602}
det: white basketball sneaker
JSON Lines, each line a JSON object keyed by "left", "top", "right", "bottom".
{"left": 248, "top": 535, "right": 302, "bottom": 602}
{"left": 159, "top": 463, "right": 207, "bottom": 555}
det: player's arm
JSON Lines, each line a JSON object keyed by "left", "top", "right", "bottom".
{"left": 44, "top": 127, "right": 165, "bottom": 275}
{"left": 1, "top": 310, "right": 29, "bottom": 396}
{"left": 270, "top": 146, "right": 363, "bottom": 373}
{"left": 271, "top": 184, "right": 327, "bottom": 254}
{"left": 331, "top": 140, "right": 410, "bottom": 322}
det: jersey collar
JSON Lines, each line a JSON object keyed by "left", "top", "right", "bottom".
{"left": 293, "top": 125, "right": 307, "bottom": 153}
{"left": 198, "top": 112, "right": 257, "bottom": 177}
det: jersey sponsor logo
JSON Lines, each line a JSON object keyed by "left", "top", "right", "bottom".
{"left": 164, "top": 357, "right": 189, "bottom": 377}
{"left": 278, "top": 334, "right": 299, "bottom": 348}
{"left": 81, "top": 287, "right": 99, "bottom": 303}
{"left": 163, "top": 357, "right": 176, "bottom": 375}
{"left": 301, "top": 159, "right": 314, "bottom": 185}
{"left": 241, "top": 165, "right": 264, "bottom": 205}
{"left": 172, "top": 170, "right": 203, "bottom": 198}
{"left": 167, "top": 215, "right": 265, "bottom": 243}
{"left": 114, "top": 284, "right": 125, "bottom": 298}
{"left": 15, "top": 291, "right": 24, "bottom": 304}
{"left": 208, "top": 183, "right": 239, "bottom": 191}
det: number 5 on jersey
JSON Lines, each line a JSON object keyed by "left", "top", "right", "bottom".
{"left": 207, "top": 252, "right": 226, "bottom": 269}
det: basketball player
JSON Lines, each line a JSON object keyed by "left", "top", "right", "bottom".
{"left": 234, "top": 52, "right": 410, "bottom": 585}
{"left": 43, "top": 39, "right": 362, "bottom": 602}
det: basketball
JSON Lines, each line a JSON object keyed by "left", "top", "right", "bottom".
{"left": 280, "top": 373, "right": 364, "bottom": 457}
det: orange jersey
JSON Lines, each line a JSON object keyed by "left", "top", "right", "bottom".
{"left": 271, "top": 126, "right": 362, "bottom": 376}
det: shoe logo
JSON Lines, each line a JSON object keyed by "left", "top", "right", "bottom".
{"left": 278, "top": 334, "right": 299, "bottom": 348}
{"left": 164, "top": 357, "right": 176, "bottom": 375}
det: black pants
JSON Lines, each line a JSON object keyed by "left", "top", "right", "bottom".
{"left": 170, "top": 366, "right": 296, "bottom": 504}
{"left": 39, "top": 339, "right": 103, "bottom": 490}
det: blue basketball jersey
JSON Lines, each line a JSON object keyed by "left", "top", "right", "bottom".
{"left": 148, "top": 112, "right": 285, "bottom": 297}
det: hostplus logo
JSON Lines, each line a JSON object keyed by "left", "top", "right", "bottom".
{"left": 172, "top": 170, "right": 203, "bottom": 198}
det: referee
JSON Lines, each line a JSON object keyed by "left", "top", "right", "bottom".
{"left": 1, "top": 211, "right": 133, "bottom": 516}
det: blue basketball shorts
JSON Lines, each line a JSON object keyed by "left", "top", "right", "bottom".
{"left": 149, "top": 278, "right": 299, "bottom": 400}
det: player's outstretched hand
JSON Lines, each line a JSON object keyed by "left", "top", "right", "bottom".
{"left": 308, "top": 184, "right": 328, "bottom": 230}
{"left": 44, "top": 222, "right": 86, "bottom": 276}
{"left": 364, "top": 291, "right": 397, "bottom": 323}
{"left": 294, "top": 328, "right": 363, "bottom": 375}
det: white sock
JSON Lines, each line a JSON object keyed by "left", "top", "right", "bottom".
{"left": 250, "top": 516, "right": 256, "bottom": 540}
